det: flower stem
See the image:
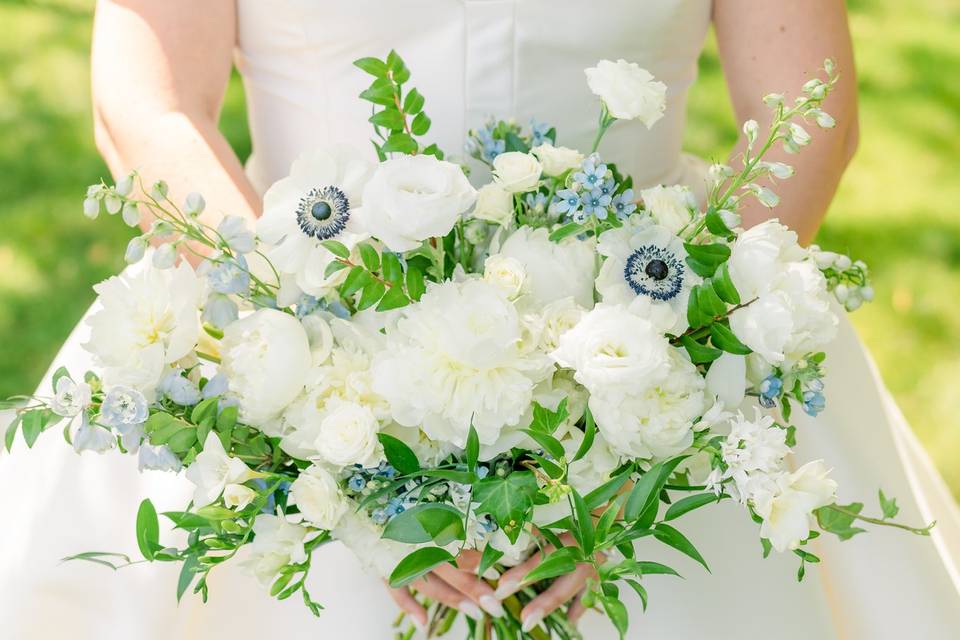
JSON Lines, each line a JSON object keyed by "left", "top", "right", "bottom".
{"left": 824, "top": 504, "right": 935, "bottom": 536}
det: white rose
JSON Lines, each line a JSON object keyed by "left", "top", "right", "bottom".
{"left": 354, "top": 154, "right": 477, "bottom": 252}
{"left": 472, "top": 182, "right": 514, "bottom": 227}
{"left": 584, "top": 59, "right": 667, "bottom": 127}
{"left": 531, "top": 144, "right": 584, "bottom": 177}
{"left": 241, "top": 514, "right": 308, "bottom": 587}
{"left": 314, "top": 400, "right": 381, "bottom": 469}
{"left": 492, "top": 152, "right": 542, "bottom": 193}
{"left": 753, "top": 460, "right": 837, "bottom": 552}
{"left": 290, "top": 464, "right": 348, "bottom": 529}
{"left": 221, "top": 309, "right": 312, "bottom": 425}
{"left": 483, "top": 254, "right": 527, "bottom": 299}
{"left": 639, "top": 185, "right": 696, "bottom": 234}
{"left": 499, "top": 226, "right": 596, "bottom": 310}
{"left": 727, "top": 220, "right": 807, "bottom": 300}
{"left": 538, "top": 297, "right": 587, "bottom": 352}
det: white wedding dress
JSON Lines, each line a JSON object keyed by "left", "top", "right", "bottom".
{"left": 3, "top": 1, "right": 960, "bottom": 638}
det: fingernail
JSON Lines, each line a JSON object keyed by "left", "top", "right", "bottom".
{"left": 482, "top": 567, "right": 501, "bottom": 580}
{"left": 459, "top": 600, "right": 484, "bottom": 620}
{"left": 521, "top": 609, "right": 544, "bottom": 633}
{"left": 493, "top": 580, "right": 517, "bottom": 600}
{"left": 479, "top": 595, "right": 505, "bottom": 618}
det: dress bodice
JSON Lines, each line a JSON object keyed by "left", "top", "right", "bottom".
{"left": 235, "top": 0, "right": 713, "bottom": 194}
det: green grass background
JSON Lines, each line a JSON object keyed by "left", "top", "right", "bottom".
{"left": 1, "top": 1, "right": 958, "bottom": 494}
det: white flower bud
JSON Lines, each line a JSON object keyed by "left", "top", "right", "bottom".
{"left": 152, "top": 242, "right": 177, "bottom": 269}
{"left": 762, "top": 93, "right": 785, "bottom": 108}
{"left": 82, "top": 197, "right": 100, "bottom": 220}
{"left": 115, "top": 175, "right": 134, "bottom": 197}
{"left": 743, "top": 119, "right": 759, "bottom": 145}
{"left": 860, "top": 285, "right": 875, "bottom": 302}
{"left": 150, "top": 219, "right": 174, "bottom": 238}
{"left": 718, "top": 209, "right": 741, "bottom": 229}
{"left": 788, "top": 123, "right": 812, "bottom": 147}
{"left": 150, "top": 180, "right": 169, "bottom": 200}
{"left": 121, "top": 202, "right": 141, "bottom": 227}
{"left": 845, "top": 293, "right": 863, "bottom": 312}
{"left": 833, "top": 283, "right": 850, "bottom": 303}
{"left": 811, "top": 109, "right": 836, "bottom": 129}
{"left": 835, "top": 254, "right": 852, "bottom": 270}
{"left": 824, "top": 58, "right": 836, "bottom": 76}
{"left": 748, "top": 184, "right": 780, "bottom": 208}
{"left": 763, "top": 162, "right": 795, "bottom": 180}
{"left": 124, "top": 236, "right": 147, "bottom": 264}
{"left": 184, "top": 192, "right": 206, "bottom": 216}
{"left": 105, "top": 194, "right": 123, "bottom": 215}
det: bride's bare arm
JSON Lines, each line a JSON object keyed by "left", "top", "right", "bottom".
{"left": 91, "top": 0, "right": 260, "bottom": 238}
{"left": 714, "top": 0, "right": 859, "bottom": 245}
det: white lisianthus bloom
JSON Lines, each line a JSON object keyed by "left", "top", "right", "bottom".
{"left": 241, "top": 514, "right": 309, "bottom": 588}
{"left": 258, "top": 147, "right": 374, "bottom": 305}
{"left": 372, "top": 278, "right": 551, "bottom": 447}
{"left": 290, "top": 464, "right": 348, "bottom": 529}
{"left": 483, "top": 254, "right": 527, "bottom": 299}
{"left": 51, "top": 377, "right": 92, "bottom": 417}
{"left": 314, "top": 400, "right": 381, "bottom": 469}
{"left": 220, "top": 309, "right": 312, "bottom": 425}
{"left": 639, "top": 184, "right": 696, "bottom": 234}
{"left": 85, "top": 261, "right": 201, "bottom": 392}
{"left": 587, "top": 348, "right": 706, "bottom": 459}
{"left": 332, "top": 506, "right": 412, "bottom": 578}
{"left": 354, "top": 154, "right": 477, "bottom": 252}
{"left": 472, "top": 182, "right": 514, "bottom": 227}
{"left": 595, "top": 220, "right": 699, "bottom": 335}
{"left": 753, "top": 460, "right": 837, "bottom": 552}
{"left": 584, "top": 59, "right": 667, "bottom": 127}
{"left": 499, "top": 226, "right": 596, "bottom": 310}
{"left": 727, "top": 220, "right": 807, "bottom": 300}
{"left": 223, "top": 484, "right": 257, "bottom": 510}
{"left": 492, "top": 152, "right": 542, "bottom": 193}
{"left": 184, "top": 432, "right": 259, "bottom": 507}
{"left": 531, "top": 143, "right": 584, "bottom": 177}
{"left": 551, "top": 303, "right": 670, "bottom": 395}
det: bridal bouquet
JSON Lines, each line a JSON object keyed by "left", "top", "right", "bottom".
{"left": 4, "top": 53, "right": 930, "bottom": 639}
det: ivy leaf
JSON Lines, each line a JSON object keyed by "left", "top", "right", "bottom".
{"left": 709, "top": 322, "right": 752, "bottom": 355}
{"left": 878, "top": 489, "right": 900, "bottom": 519}
{"left": 815, "top": 503, "right": 867, "bottom": 541}
{"left": 378, "top": 433, "right": 420, "bottom": 475}
{"left": 353, "top": 57, "right": 388, "bottom": 77}
{"left": 529, "top": 399, "right": 569, "bottom": 434}
{"left": 478, "top": 543, "right": 504, "bottom": 578}
{"left": 382, "top": 503, "right": 465, "bottom": 545}
{"left": 653, "top": 523, "right": 709, "bottom": 571}
{"left": 388, "top": 547, "right": 456, "bottom": 588}
{"left": 136, "top": 499, "right": 160, "bottom": 561}
{"left": 473, "top": 472, "right": 539, "bottom": 543}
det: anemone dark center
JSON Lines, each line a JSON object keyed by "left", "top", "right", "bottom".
{"left": 645, "top": 259, "right": 669, "bottom": 281}
{"left": 311, "top": 201, "right": 332, "bottom": 221}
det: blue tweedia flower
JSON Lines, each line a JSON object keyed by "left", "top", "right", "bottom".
{"left": 597, "top": 178, "right": 617, "bottom": 198}
{"left": 100, "top": 385, "right": 148, "bottom": 430}
{"left": 467, "top": 120, "right": 506, "bottom": 163}
{"left": 552, "top": 188, "right": 582, "bottom": 217}
{"left": 384, "top": 497, "right": 406, "bottom": 518}
{"left": 525, "top": 192, "right": 548, "bottom": 214}
{"left": 612, "top": 188, "right": 637, "bottom": 219}
{"left": 579, "top": 188, "right": 612, "bottom": 221}
{"left": 758, "top": 375, "right": 783, "bottom": 408}
{"left": 347, "top": 475, "right": 366, "bottom": 492}
{"left": 371, "top": 509, "right": 389, "bottom": 525}
{"left": 803, "top": 390, "right": 826, "bottom": 416}
{"left": 206, "top": 254, "right": 250, "bottom": 295}
{"left": 623, "top": 244, "right": 686, "bottom": 301}
{"left": 529, "top": 118, "right": 552, "bottom": 147}
{"left": 572, "top": 156, "right": 609, "bottom": 190}
{"left": 376, "top": 461, "right": 397, "bottom": 480}
{"left": 296, "top": 185, "right": 350, "bottom": 240}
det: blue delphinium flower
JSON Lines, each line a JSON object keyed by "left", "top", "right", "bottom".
{"left": 758, "top": 375, "right": 783, "bottom": 408}
{"left": 803, "top": 390, "right": 826, "bottom": 416}
{"left": 100, "top": 385, "right": 148, "bottom": 431}
{"left": 296, "top": 294, "right": 321, "bottom": 319}
{"left": 529, "top": 119, "right": 552, "bottom": 147}
{"left": 159, "top": 370, "right": 202, "bottom": 406}
{"left": 572, "top": 156, "right": 609, "bottom": 190}
{"left": 206, "top": 254, "right": 250, "bottom": 295}
{"left": 579, "top": 188, "right": 612, "bottom": 221}
{"left": 552, "top": 188, "right": 582, "bottom": 218}
{"left": 371, "top": 509, "right": 389, "bottom": 525}
{"left": 611, "top": 188, "right": 637, "bottom": 219}
{"left": 202, "top": 294, "right": 239, "bottom": 328}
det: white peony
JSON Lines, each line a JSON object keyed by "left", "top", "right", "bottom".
{"left": 313, "top": 400, "right": 381, "bottom": 469}
{"left": 639, "top": 184, "right": 696, "bottom": 234}
{"left": 332, "top": 506, "right": 412, "bottom": 578}
{"left": 354, "top": 154, "right": 477, "bottom": 252}
{"left": 498, "top": 226, "right": 596, "bottom": 310}
{"left": 532, "top": 144, "right": 584, "bottom": 177}
{"left": 258, "top": 147, "right": 374, "bottom": 305}
{"left": 584, "top": 59, "right": 667, "bottom": 127}
{"left": 551, "top": 303, "right": 670, "bottom": 396}
{"left": 483, "top": 254, "right": 527, "bottom": 300}
{"left": 595, "top": 220, "right": 699, "bottom": 335}
{"left": 241, "top": 514, "right": 309, "bottom": 587}
{"left": 85, "top": 261, "right": 201, "bottom": 392}
{"left": 727, "top": 220, "right": 807, "bottom": 301}
{"left": 184, "top": 432, "right": 259, "bottom": 507}
{"left": 372, "top": 278, "right": 551, "bottom": 447}
{"left": 472, "top": 182, "right": 514, "bottom": 227}
{"left": 290, "top": 464, "right": 348, "bottom": 529}
{"left": 220, "top": 309, "right": 312, "bottom": 425}
{"left": 753, "top": 460, "right": 837, "bottom": 552}
{"left": 492, "top": 152, "right": 542, "bottom": 193}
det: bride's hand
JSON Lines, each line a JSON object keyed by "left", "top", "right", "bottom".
{"left": 493, "top": 534, "right": 601, "bottom": 632}
{"left": 387, "top": 549, "right": 506, "bottom": 627}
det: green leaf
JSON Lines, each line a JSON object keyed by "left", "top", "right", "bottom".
{"left": 572, "top": 407, "right": 597, "bottom": 463}
{"left": 815, "top": 503, "right": 867, "bottom": 541}
{"left": 195, "top": 505, "right": 237, "bottom": 520}
{"left": 600, "top": 594, "right": 629, "bottom": 639}
{"left": 388, "top": 547, "right": 456, "bottom": 588}
{"left": 584, "top": 469, "right": 632, "bottom": 510}
{"left": 686, "top": 286, "right": 708, "bottom": 329}
{"left": 704, "top": 209, "right": 734, "bottom": 238}
{"left": 382, "top": 503, "right": 465, "bottom": 545}
{"left": 382, "top": 132, "right": 418, "bottom": 154}
{"left": 378, "top": 433, "right": 420, "bottom": 475}
{"left": 680, "top": 335, "right": 723, "bottom": 364}
{"left": 521, "top": 547, "right": 578, "bottom": 584}
{"left": 340, "top": 266, "right": 371, "bottom": 297}
{"left": 386, "top": 50, "right": 410, "bottom": 83}
{"left": 405, "top": 265, "right": 426, "bottom": 301}
{"left": 664, "top": 492, "right": 722, "bottom": 521}
{"left": 879, "top": 489, "right": 900, "bottom": 519}
{"left": 465, "top": 425, "right": 479, "bottom": 474}
{"left": 177, "top": 556, "right": 201, "bottom": 602}
{"left": 709, "top": 322, "right": 752, "bottom": 355}
{"left": 683, "top": 242, "right": 730, "bottom": 276}
{"left": 403, "top": 88, "right": 425, "bottom": 115}
{"left": 136, "top": 499, "right": 160, "bottom": 561}
{"left": 504, "top": 131, "right": 530, "bottom": 154}
{"left": 521, "top": 429, "right": 565, "bottom": 461}
{"left": 51, "top": 366, "right": 71, "bottom": 389}
{"left": 61, "top": 550, "right": 133, "bottom": 570}
{"left": 4, "top": 414, "right": 21, "bottom": 452}
{"left": 410, "top": 112, "right": 431, "bottom": 136}
{"left": 357, "top": 279, "right": 387, "bottom": 310}
{"left": 624, "top": 456, "right": 688, "bottom": 526}
{"left": 548, "top": 222, "right": 584, "bottom": 242}
{"left": 624, "top": 579, "right": 648, "bottom": 611}
{"left": 698, "top": 281, "right": 728, "bottom": 317}
{"left": 358, "top": 243, "right": 381, "bottom": 271}
{"left": 21, "top": 410, "right": 44, "bottom": 448}
{"left": 375, "top": 286, "right": 410, "bottom": 312}
{"left": 368, "top": 108, "right": 405, "bottom": 130}
{"left": 167, "top": 427, "right": 198, "bottom": 454}
{"left": 163, "top": 511, "right": 210, "bottom": 530}
{"left": 359, "top": 84, "right": 396, "bottom": 106}
{"left": 478, "top": 543, "right": 504, "bottom": 578}
{"left": 381, "top": 252, "right": 403, "bottom": 283}
{"left": 528, "top": 452, "right": 564, "bottom": 479}
{"left": 324, "top": 259, "right": 351, "bottom": 279}
{"left": 572, "top": 490, "right": 595, "bottom": 555}
{"left": 712, "top": 263, "right": 741, "bottom": 304}
{"left": 473, "top": 472, "right": 539, "bottom": 543}
{"left": 529, "top": 399, "right": 569, "bottom": 434}
{"left": 421, "top": 143, "right": 444, "bottom": 159}
{"left": 190, "top": 397, "right": 219, "bottom": 425}
{"left": 320, "top": 239, "right": 351, "bottom": 259}
{"left": 653, "top": 523, "right": 709, "bottom": 571}
{"left": 353, "top": 56, "right": 388, "bottom": 77}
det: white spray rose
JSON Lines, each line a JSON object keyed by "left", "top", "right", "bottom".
{"left": 472, "top": 182, "right": 514, "bottom": 227}
{"left": 220, "top": 309, "right": 312, "bottom": 425}
{"left": 314, "top": 400, "right": 381, "bottom": 469}
{"left": 753, "top": 460, "right": 837, "bottom": 552}
{"left": 290, "top": 464, "right": 348, "bottom": 529}
{"left": 354, "top": 154, "right": 477, "bottom": 252}
{"left": 499, "top": 226, "right": 596, "bottom": 310}
{"left": 241, "top": 514, "right": 309, "bottom": 588}
{"left": 492, "top": 152, "right": 542, "bottom": 193}
{"left": 584, "top": 59, "right": 667, "bottom": 127}
{"left": 483, "top": 254, "right": 527, "bottom": 299}
{"left": 639, "top": 184, "right": 696, "bottom": 234}
{"left": 531, "top": 144, "right": 584, "bottom": 177}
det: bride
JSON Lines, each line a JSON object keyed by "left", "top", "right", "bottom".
{"left": 2, "top": 1, "right": 959, "bottom": 638}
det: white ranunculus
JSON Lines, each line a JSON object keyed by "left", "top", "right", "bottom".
{"left": 492, "top": 152, "right": 542, "bottom": 193}
{"left": 314, "top": 400, "right": 381, "bottom": 469}
{"left": 85, "top": 261, "right": 201, "bottom": 392}
{"left": 354, "top": 154, "right": 477, "bottom": 252}
{"left": 483, "top": 254, "right": 527, "bottom": 300}
{"left": 551, "top": 303, "right": 670, "bottom": 396}
{"left": 51, "top": 377, "right": 92, "bottom": 417}
{"left": 472, "top": 182, "right": 514, "bottom": 227}
{"left": 184, "top": 432, "right": 258, "bottom": 507}
{"left": 332, "top": 506, "right": 412, "bottom": 578}
{"left": 753, "top": 460, "right": 837, "bottom": 552}
{"left": 258, "top": 147, "right": 374, "bottom": 305}
{"left": 498, "top": 226, "right": 596, "bottom": 310}
{"left": 241, "top": 514, "right": 309, "bottom": 588}
{"left": 531, "top": 144, "right": 584, "bottom": 177}
{"left": 220, "top": 309, "right": 312, "bottom": 425}
{"left": 584, "top": 59, "right": 667, "bottom": 127}
{"left": 639, "top": 185, "right": 696, "bottom": 234}
{"left": 372, "top": 278, "right": 551, "bottom": 447}
{"left": 290, "top": 464, "right": 348, "bottom": 529}
{"left": 727, "top": 220, "right": 807, "bottom": 300}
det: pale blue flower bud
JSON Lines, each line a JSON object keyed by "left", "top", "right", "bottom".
{"left": 217, "top": 215, "right": 256, "bottom": 254}
{"left": 125, "top": 237, "right": 147, "bottom": 264}
{"left": 122, "top": 202, "right": 140, "bottom": 227}
{"left": 83, "top": 197, "right": 100, "bottom": 219}
{"left": 184, "top": 192, "right": 206, "bottom": 217}
{"left": 73, "top": 414, "right": 115, "bottom": 454}
{"left": 206, "top": 255, "right": 250, "bottom": 294}
{"left": 152, "top": 243, "right": 177, "bottom": 269}
{"left": 160, "top": 371, "right": 202, "bottom": 406}
{"left": 201, "top": 372, "right": 230, "bottom": 399}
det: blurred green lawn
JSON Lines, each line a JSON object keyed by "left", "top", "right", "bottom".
{"left": 1, "top": 1, "right": 958, "bottom": 494}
